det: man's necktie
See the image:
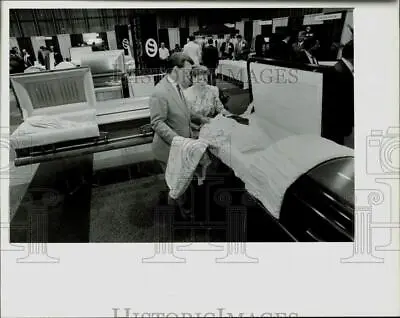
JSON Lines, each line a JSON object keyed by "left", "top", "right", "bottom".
{"left": 176, "top": 84, "right": 184, "bottom": 102}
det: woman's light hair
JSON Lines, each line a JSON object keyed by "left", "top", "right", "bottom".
{"left": 191, "top": 65, "right": 210, "bottom": 78}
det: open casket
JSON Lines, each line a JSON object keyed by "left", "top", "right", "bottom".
{"left": 249, "top": 57, "right": 354, "bottom": 241}
{"left": 11, "top": 67, "right": 154, "bottom": 166}
{"left": 202, "top": 57, "right": 354, "bottom": 242}
{"left": 10, "top": 67, "right": 101, "bottom": 155}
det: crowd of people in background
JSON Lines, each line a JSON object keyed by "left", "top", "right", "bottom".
{"left": 155, "top": 33, "right": 251, "bottom": 86}
{"left": 255, "top": 24, "right": 353, "bottom": 68}
{"left": 10, "top": 24, "right": 353, "bottom": 77}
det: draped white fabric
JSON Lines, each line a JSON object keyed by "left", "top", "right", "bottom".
{"left": 57, "top": 34, "right": 72, "bottom": 59}
{"left": 30, "top": 36, "right": 46, "bottom": 61}
{"left": 252, "top": 20, "right": 262, "bottom": 38}
{"left": 168, "top": 28, "right": 180, "bottom": 50}
{"left": 235, "top": 21, "right": 244, "bottom": 37}
{"left": 272, "top": 17, "right": 289, "bottom": 33}
{"left": 106, "top": 31, "right": 118, "bottom": 50}
{"left": 9, "top": 37, "right": 19, "bottom": 51}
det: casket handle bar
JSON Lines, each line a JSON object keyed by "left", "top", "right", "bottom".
{"left": 14, "top": 132, "right": 154, "bottom": 167}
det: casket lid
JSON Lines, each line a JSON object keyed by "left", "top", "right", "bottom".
{"left": 247, "top": 57, "right": 334, "bottom": 142}
{"left": 10, "top": 67, "right": 96, "bottom": 120}
{"left": 80, "top": 50, "right": 125, "bottom": 76}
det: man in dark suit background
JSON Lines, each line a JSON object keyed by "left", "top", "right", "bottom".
{"left": 202, "top": 38, "right": 219, "bottom": 85}
{"left": 270, "top": 33, "right": 292, "bottom": 61}
{"left": 220, "top": 34, "right": 234, "bottom": 59}
{"left": 10, "top": 49, "right": 25, "bottom": 74}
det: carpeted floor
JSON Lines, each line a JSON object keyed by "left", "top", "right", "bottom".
{"left": 89, "top": 169, "right": 230, "bottom": 243}
{"left": 90, "top": 174, "right": 167, "bottom": 242}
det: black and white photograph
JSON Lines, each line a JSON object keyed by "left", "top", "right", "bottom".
{"left": 8, "top": 7, "right": 355, "bottom": 243}
{"left": 1, "top": 2, "right": 399, "bottom": 318}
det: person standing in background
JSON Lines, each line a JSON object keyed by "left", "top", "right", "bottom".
{"left": 220, "top": 34, "right": 234, "bottom": 59}
{"left": 158, "top": 42, "right": 170, "bottom": 72}
{"left": 292, "top": 31, "right": 306, "bottom": 60}
{"left": 201, "top": 38, "right": 219, "bottom": 86}
{"left": 173, "top": 44, "right": 181, "bottom": 53}
{"left": 234, "top": 34, "right": 249, "bottom": 60}
{"left": 183, "top": 35, "right": 202, "bottom": 65}
{"left": 21, "top": 49, "right": 33, "bottom": 67}
{"left": 10, "top": 49, "right": 25, "bottom": 74}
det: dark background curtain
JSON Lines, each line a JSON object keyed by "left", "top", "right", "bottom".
{"left": 51, "top": 35, "right": 61, "bottom": 53}
{"left": 17, "top": 37, "right": 35, "bottom": 60}
{"left": 179, "top": 27, "right": 189, "bottom": 49}
{"left": 99, "top": 32, "right": 108, "bottom": 49}
{"left": 312, "top": 11, "right": 347, "bottom": 60}
{"left": 70, "top": 33, "right": 83, "bottom": 47}
{"left": 158, "top": 28, "right": 170, "bottom": 50}
{"left": 288, "top": 16, "right": 304, "bottom": 34}
{"left": 244, "top": 21, "right": 253, "bottom": 45}
{"left": 261, "top": 25, "right": 272, "bottom": 37}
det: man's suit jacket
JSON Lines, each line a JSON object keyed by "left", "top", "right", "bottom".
{"left": 202, "top": 45, "right": 219, "bottom": 70}
{"left": 220, "top": 41, "right": 234, "bottom": 59}
{"left": 234, "top": 40, "right": 249, "bottom": 59}
{"left": 150, "top": 76, "right": 192, "bottom": 164}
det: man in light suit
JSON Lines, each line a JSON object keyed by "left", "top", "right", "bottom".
{"left": 150, "top": 52, "right": 208, "bottom": 215}
{"left": 183, "top": 35, "right": 202, "bottom": 65}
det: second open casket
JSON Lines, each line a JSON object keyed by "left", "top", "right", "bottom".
{"left": 200, "top": 57, "right": 355, "bottom": 241}
{"left": 10, "top": 67, "right": 100, "bottom": 154}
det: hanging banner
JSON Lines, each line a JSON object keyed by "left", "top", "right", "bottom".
{"left": 315, "top": 13, "right": 342, "bottom": 21}
{"left": 115, "top": 24, "right": 131, "bottom": 56}
{"left": 139, "top": 13, "right": 159, "bottom": 71}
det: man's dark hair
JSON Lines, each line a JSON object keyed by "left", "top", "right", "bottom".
{"left": 189, "top": 35, "right": 195, "bottom": 41}
{"left": 10, "top": 49, "right": 17, "bottom": 55}
{"left": 237, "top": 34, "right": 242, "bottom": 39}
{"left": 208, "top": 38, "right": 213, "bottom": 45}
{"left": 166, "top": 52, "right": 194, "bottom": 73}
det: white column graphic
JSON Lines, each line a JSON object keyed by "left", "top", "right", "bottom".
{"left": 216, "top": 206, "right": 258, "bottom": 263}
{"left": 17, "top": 189, "right": 60, "bottom": 263}
{"left": 177, "top": 179, "right": 225, "bottom": 253}
{"left": 142, "top": 206, "right": 185, "bottom": 263}
{"left": 374, "top": 177, "right": 400, "bottom": 251}
{"left": 341, "top": 189, "right": 384, "bottom": 263}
